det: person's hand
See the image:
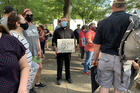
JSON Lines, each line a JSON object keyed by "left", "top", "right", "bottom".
{"left": 132, "top": 61, "right": 140, "bottom": 70}
{"left": 37, "top": 51, "right": 42, "bottom": 59}
{"left": 17, "top": 88, "right": 28, "bottom": 93}
{"left": 87, "top": 40, "right": 93, "bottom": 44}
{"left": 55, "top": 50, "right": 57, "bottom": 56}
{"left": 92, "top": 60, "right": 98, "bottom": 67}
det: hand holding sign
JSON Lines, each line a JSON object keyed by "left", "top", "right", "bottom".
{"left": 57, "top": 39, "right": 75, "bottom": 53}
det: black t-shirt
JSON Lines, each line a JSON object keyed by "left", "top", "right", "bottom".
{"left": 52, "top": 27, "right": 74, "bottom": 46}
{"left": 45, "top": 29, "right": 50, "bottom": 39}
{"left": 94, "top": 11, "right": 131, "bottom": 55}
{"left": 74, "top": 28, "right": 81, "bottom": 44}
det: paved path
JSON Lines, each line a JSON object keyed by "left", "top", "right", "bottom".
{"left": 35, "top": 50, "right": 140, "bottom": 93}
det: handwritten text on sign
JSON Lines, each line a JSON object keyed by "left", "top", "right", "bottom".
{"left": 57, "top": 39, "right": 75, "bottom": 53}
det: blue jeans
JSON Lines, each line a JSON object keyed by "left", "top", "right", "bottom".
{"left": 40, "top": 40, "right": 46, "bottom": 54}
{"left": 84, "top": 51, "right": 94, "bottom": 72}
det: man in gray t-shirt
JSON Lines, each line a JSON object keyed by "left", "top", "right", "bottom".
{"left": 0, "top": 6, "right": 14, "bottom": 27}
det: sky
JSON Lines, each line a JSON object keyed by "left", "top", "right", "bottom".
{"left": 110, "top": 0, "right": 114, "bottom": 6}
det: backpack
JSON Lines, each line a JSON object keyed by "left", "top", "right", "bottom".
{"left": 119, "top": 15, "right": 140, "bottom": 63}
{"left": 119, "top": 15, "right": 140, "bottom": 92}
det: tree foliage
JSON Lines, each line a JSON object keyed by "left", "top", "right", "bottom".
{"left": 0, "top": 0, "right": 64, "bottom": 24}
{"left": 2, "top": 0, "right": 137, "bottom": 24}
{"left": 127, "top": 0, "right": 140, "bottom": 10}
{"left": 71, "top": 0, "right": 111, "bottom": 23}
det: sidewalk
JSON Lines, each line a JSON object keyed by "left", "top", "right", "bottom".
{"left": 35, "top": 50, "right": 140, "bottom": 93}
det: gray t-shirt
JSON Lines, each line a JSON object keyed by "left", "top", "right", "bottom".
{"left": 0, "top": 17, "right": 8, "bottom": 26}
{"left": 23, "top": 24, "right": 39, "bottom": 56}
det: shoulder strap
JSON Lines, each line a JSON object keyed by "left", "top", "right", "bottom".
{"left": 119, "top": 16, "right": 136, "bottom": 60}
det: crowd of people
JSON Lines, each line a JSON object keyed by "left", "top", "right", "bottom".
{"left": 0, "top": 0, "right": 140, "bottom": 93}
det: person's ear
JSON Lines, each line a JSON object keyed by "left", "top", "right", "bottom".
{"left": 16, "top": 22, "right": 20, "bottom": 27}
{"left": 112, "top": 5, "right": 115, "bottom": 12}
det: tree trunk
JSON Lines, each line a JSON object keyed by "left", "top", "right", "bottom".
{"left": 63, "top": 0, "right": 72, "bottom": 28}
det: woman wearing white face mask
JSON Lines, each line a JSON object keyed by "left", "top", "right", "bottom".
{"left": 7, "top": 13, "right": 39, "bottom": 93}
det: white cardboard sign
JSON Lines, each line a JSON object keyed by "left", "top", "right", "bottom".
{"left": 57, "top": 39, "right": 75, "bottom": 53}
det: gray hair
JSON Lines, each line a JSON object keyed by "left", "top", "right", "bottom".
{"left": 113, "top": 0, "right": 127, "bottom": 8}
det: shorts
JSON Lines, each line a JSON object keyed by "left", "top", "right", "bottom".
{"left": 27, "top": 62, "right": 39, "bottom": 89}
{"left": 32, "top": 56, "right": 43, "bottom": 63}
{"left": 97, "top": 53, "right": 132, "bottom": 92}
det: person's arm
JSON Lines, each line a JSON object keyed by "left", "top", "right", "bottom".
{"left": 86, "top": 32, "right": 93, "bottom": 44}
{"left": 92, "top": 21, "right": 103, "bottom": 66}
{"left": 38, "top": 38, "right": 42, "bottom": 59}
{"left": 52, "top": 30, "right": 57, "bottom": 55}
{"left": 92, "top": 44, "right": 101, "bottom": 66}
{"left": 18, "top": 54, "right": 29, "bottom": 93}
{"left": 132, "top": 61, "right": 140, "bottom": 70}
{"left": 46, "top": 33, "right": 50, "bottom": 36}
{"left": 45, "top": 30, "right": 51, "bottom": 36}
{"left": 39, "top": 31, "right": 45, "bottom": 38}
{"left": 71, "top": 30, "right": 77, "bottom": 52}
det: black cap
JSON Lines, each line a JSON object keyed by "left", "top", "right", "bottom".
{"left": 77, "top": 24, "right": 81, "bottom": 26}
{"left": 4, "top": 6, "right": 14, "bottom": 14}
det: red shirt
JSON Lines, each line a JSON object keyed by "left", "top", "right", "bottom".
{"left": 85, "top": 29, "right": 95, "bottom": 52}
{"left": 79, "top": 30, "right": 86, "bottom": 48}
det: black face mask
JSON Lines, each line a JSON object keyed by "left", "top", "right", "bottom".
{"left": 25, "top": 14, "right": 33, "bottom": 22}
{"left": 20, "top": 22, "right": 29, "bottom": 30}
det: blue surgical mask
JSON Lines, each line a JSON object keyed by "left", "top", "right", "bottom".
{"left": 61, "top": 21, "right": 67, "bottom": 27}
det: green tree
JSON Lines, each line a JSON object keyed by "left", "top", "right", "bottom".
{"left": 71, "top": 0, "right": 110, "bottom": 23}
{"left": 0, "top": 0, "right": 111, "bottom": 24}
{"left": 127, "top": 0, "right": 140, "bottom": 10}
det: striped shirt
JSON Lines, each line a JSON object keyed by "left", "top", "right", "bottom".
{"left": 10, "top": 31, "right": 32, "bottom": 66}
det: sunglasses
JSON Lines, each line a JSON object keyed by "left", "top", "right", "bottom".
{"left": 26, "top": 14, "right": 33, "bottom": 17}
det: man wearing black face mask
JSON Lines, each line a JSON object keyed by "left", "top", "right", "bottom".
{"left": 22, "top": 9, "right": 46, "bottom": 92}
{"left": 52, "top": 17, "right": 75, "bottom": 85}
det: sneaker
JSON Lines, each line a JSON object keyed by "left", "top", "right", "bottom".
{"left": 56, "top": 80, "right": 61, "bottom": 85}
{"left": 66, "top": 79, "right": 72, "bottom": 83}
{"left": 84, "top": 72, "right": 89, "bottom": 76}
{"left": 29, "top": 88, "right": 37, "bottom": 93}
{"left": 35, "top": 83, "right": 46, "bottom": 88}
{"left": 81, "top": 62, "right": 84, "bottom": 65}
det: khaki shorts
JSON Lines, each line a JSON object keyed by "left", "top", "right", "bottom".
{"left": 97, "top": 53, "right": 132, "bottom": 92}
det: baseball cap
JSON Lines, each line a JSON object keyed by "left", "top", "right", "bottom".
{"left": 4, "top": 5, "right": 14, "bottom": 14}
